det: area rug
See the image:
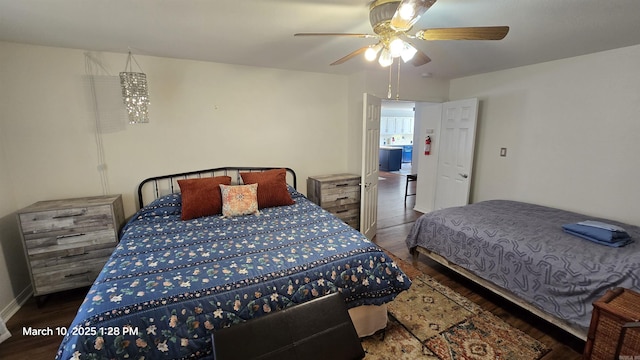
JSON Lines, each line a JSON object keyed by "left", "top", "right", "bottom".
{"left": 361, "top": 256, "right": 550, "bottom": 360}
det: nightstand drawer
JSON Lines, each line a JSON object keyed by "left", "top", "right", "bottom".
{"left": 18, "top": 204, "right": 114, "bottom": 236}
{"left": 32, "top": 260, "right": 106, "bottom": 294}
{"left": 326, "top": 204, "right": 359, "bottom": 228}
{"left": 23, "top": 229, "right": 117, "bottom": 255}
{"left": 319, "top": 189, "right": 359, "bottom": 207}
{"left": 317, "top": 177, "right": 360, "bottom": 191}
{"left": 28, "top": 242, "right": 115, "bottom": 269}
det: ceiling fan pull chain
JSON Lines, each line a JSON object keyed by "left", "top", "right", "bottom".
{"left": 396, "top": 59, "right": 401, "bottom": 100}
{"left": 387, "top": 61, "right": 393, "bottom": 99}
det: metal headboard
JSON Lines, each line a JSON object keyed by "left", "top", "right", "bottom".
{"left": 137, "top": 167, "right": 297, "bottom": 209}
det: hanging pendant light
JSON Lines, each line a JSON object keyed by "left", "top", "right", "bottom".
{"left": 120, "top": 51, "right": 150, "bottom": 124}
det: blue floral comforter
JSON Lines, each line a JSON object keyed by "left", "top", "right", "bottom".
{"left": 57, "top": 189, "right": 410, "bottom": 359}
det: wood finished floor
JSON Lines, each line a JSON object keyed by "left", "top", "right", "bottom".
{"left": 0, "top": 170, "right": 584, "bottom": 359}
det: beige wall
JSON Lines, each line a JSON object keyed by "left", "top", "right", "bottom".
{"left": 1, "top": 42, "right": 352, "bottom": 214}
{"left": 0, "top": 121, "right": 30, "bottom": 319}
{"left": 450, "top": 44, "right": 640, "bottom": 225}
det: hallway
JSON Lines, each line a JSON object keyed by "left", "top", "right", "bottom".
{"left": 376, "top": 169, "right": 422, "bottom": 230}
{"left": 373, "top": 168, "right": 422, "bottom": 259}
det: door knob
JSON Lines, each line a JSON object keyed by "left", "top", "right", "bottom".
{"left": 459, "top": 173, "right": 468, "bottom": 179}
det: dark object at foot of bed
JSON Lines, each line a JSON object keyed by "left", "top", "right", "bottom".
{"left": 212, "top": 292, "right": 365, "bottom": 360}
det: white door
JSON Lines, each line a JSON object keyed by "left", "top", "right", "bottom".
{"left": 434, "top": 98, "right": 479, "bottom": 210}
{"left": 360, "top": 93, "right": 381, "bottom": 240}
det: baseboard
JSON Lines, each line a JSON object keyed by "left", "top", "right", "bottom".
{"left": 412, "top": 205, "right": 431, "bottom": 214}
{"left": 1, "top": 284, "right": 33, "bottom": 321}
{"left": 0, "top": 320, "right": 10, "bottom": 344}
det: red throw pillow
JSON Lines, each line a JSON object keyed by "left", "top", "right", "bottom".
{"left": 240, "top": 169, "right": 295, "bottom": 209}
{"left": 177, "top": 176, "right": 232, "bottom": 220}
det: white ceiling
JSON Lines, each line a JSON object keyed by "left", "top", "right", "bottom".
{"left": 2, "top": 0, "right": 640, "bottom": 79}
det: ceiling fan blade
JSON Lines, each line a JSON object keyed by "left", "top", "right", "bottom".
{"left": 294, "top": 33, "right": 376, "bottom": 38}
{"left": 410, "top": 49, "right": 431, "bottom": 66}
{"left": 416, "top": 26, "right": 510, "bottom": 40}
{"left": 330, "top": 47, "right": 369, "bottom": 66}
{"left": 390, "top": 0, "right": 437, "bottom": 32}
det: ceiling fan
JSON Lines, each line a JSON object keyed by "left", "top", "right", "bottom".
{"left": 294, "top": 0, "right": 509, "bottom": 68}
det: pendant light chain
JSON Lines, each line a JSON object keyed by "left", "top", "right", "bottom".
{"left": 396, "top": 60, "right": 401, "bottom": 100}
{"left": 386, "top": 59, "right": 403, "bottom": 100}
{"left": 387, "top": 61, "right": 393, "bottom": 99}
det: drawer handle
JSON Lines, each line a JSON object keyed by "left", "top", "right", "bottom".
{"left": 336, "top": 210, "right": 349, "bottom": 214}
{"left": 335, "top": 183, "right": 349, "bottom": 187}
{"left": 61, "top": 252, "right": 88, "bottom": 259}
{"left": 336, "top": 196, "right": 348, "bottom": 200}
{"left": 56, "top": 233, "right": 86, "bottom": 239}
{"left": 52, "top": 210, "right": 87, "bottom": 219}
{"left": 64, "top": 270, "right": 91, "bottom": 278}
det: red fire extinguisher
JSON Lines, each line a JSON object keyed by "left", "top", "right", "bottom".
{"left": 424, "top": 136, "right": 432, "bottom": 155}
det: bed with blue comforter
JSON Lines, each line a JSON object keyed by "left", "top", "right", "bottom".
{"left": 406, "top": 200, "right": 640, "bottom": 339}
{"left": 56, "top": 173, "right": 410, "bottom": 359}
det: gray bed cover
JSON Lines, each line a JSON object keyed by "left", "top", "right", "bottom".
{"left": 406, "top": 200, "right": 640, "bottom": 334}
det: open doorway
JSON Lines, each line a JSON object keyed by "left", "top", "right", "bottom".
{"left": 379, "top": 100, "right": 415, "bottom": 175}
{"left": 377, "top": 100, "right": 420, "bottom": 229}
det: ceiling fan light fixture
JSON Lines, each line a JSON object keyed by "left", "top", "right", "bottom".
{"left": 390, "top": 0, "right": 436, "bottom": 31}
{"left": 398, "top": 3, "right": 415, "bottom": 20}
{"left": 369, "top": 0, "right": 401, "bottom": 32}
{"left": 389, "top": 38, "right": 405, "bottom": 57}
{"left": 365, "top": 43, "right": 383, "bottom": 61}
{"left": 296, "top": 0, "right": 508, "bottom": 70}
{"left": 378, "top": 48, "right": 393, "bottom": 67}
{"left": 400, "top": 42, "right": 418, "bottom": 62}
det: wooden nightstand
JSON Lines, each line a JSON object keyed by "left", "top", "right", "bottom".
{"left": 583, "top": 287, "right": 640, "bottom": 360}
{"left": 17, "top": 195, "right": 125, "bottom": 300}
{"left": 307, "top": 174, "right": 360, "bottom": 230}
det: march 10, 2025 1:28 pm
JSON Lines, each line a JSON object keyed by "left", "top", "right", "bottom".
{"left": 22, "top": 325, "right": 139, "bottom": 337}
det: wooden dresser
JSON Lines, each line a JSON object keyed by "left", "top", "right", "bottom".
{"left": 307, "top": 174, "right": 360, "bottom": 230}
{"left": 17, "top": 195, "right": 125, "bottom": 298}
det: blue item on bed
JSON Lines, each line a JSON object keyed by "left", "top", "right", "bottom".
{"left": 578, "top": 220, "right": 628, "bottom": 233}
{"left": 562, "top": 227, "right": 633, "bottom": 247}
{"left": 56, "top": 188, "right": 411, "bottom": 360}
{"left": 562, "top": 221, "right": 632, "bottom": 247}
